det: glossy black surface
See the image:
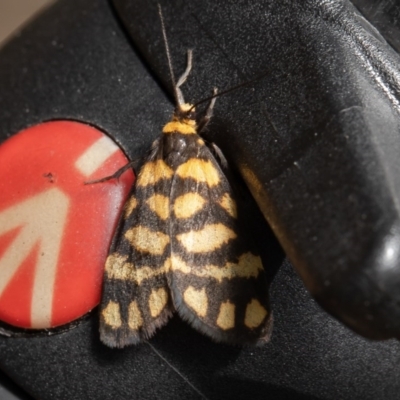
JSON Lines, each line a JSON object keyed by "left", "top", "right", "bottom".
{"left": 353, "top": 0, "right": 400, "bottom": 54}
{"left": 1, "top": 0, "right": 400, "bottom": 398}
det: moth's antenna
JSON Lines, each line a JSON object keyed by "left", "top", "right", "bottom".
{"left": 188, "top": 69, "right": 271, "bottom": 112}
{"left": 158, "top": 4, "right": 179, "bottom": 105}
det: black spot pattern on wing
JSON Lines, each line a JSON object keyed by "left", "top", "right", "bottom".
{"left": 166, "top": 134, "right": 272, "bottom": 344}
{"left": 100, "top": 138, "right": 174, "bottom": 348}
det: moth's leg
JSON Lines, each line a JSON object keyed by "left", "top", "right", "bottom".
{"left": 198, "top": 88, "right": 218, "bottom": 133}
{"left": 206, "top": 141, "right": 243, "bottom": 197}
{"left": 175, "top": 49, "right": 193, "bottom": 105}
{"left": 209, "top": 142, "right": 228, "bottom": 170}
{"left": 84, "top": 160, "right": 137, "bottom": 184}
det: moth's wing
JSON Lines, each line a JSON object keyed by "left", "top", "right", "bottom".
{"left": 168, "top": 141, "right": 272, "bottom": 344}
{"left": 100, "top": 141, "right": 174, "bottom": 348}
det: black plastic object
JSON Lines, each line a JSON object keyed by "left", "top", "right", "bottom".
{"left": 352, "top": 0, "right": 400, "bottom": 54}
{"left": 0, "top": 369, "right": 32, "bottom": 400}
{"left": 1, "top": 0, "right": 400, "bottom": 399}
{"left": 112, "top": 0, "right": 400, "bottom": 340}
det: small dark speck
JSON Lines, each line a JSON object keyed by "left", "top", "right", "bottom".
{"left": 43, "top": 172, "right": 55, "bottom": 183}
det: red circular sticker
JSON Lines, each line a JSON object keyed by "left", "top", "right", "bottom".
{"left": 0, "top": 121, "right": 134, "bottom": 329}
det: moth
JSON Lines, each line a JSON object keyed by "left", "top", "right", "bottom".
{"left": 98, "top": 6, "right": 272, "bottom": 348}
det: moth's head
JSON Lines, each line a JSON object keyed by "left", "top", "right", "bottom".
{"left": 163, "top": 102, "right": 197, "bottom": 135}
{"left": 174, "top": 102, "right": 196, "bottom": 125}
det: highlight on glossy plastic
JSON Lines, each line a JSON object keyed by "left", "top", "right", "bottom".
{"left": 0, "top": 120, "right": 134, "bottom": 329}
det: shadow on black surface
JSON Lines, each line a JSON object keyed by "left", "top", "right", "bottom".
{"left": 207, "top": 377, "right": 322, "bottom": 400}
{"left": 142, "top": 317, "right": 324, "bottom": 400}
{"left": 0, "top": 369, "right": 33, "bottom": 400}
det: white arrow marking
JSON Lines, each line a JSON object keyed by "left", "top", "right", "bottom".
{"left": 75, "top": 136, "right": 119, "bottom": 177}
{"left": 0, "top": 188, "right": 70, "bottom": 328}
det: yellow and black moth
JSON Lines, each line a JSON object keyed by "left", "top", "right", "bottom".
{"left": 98, "top": 7, "right": 272, "bottom": 348}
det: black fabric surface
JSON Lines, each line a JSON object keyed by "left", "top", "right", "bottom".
{"left": 2, "top": 260, "right": 400, "bottom": 400}
{"left": 0, "top": 0, "right": 400, "bottom": 399}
